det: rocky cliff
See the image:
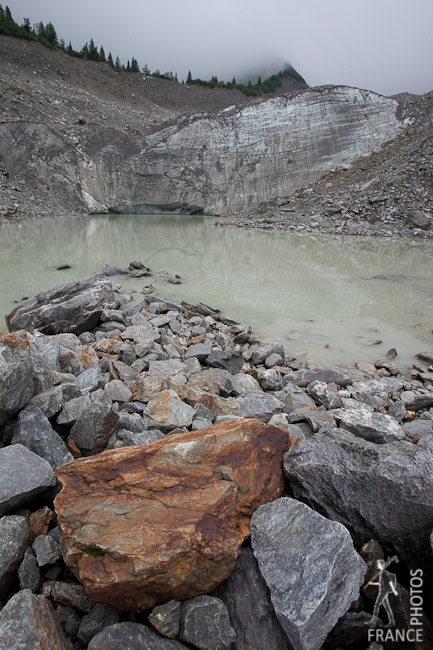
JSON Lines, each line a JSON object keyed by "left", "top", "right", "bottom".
{"left": 1, "top": 35, "right": 405, "bottom": 217}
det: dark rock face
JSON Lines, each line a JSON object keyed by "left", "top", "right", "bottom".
{"left": 215, "top": 547, "right": 291, "bottom": 650}
{"left": 6, "top": 274, "right": 116, "bottom": 335}
{"left": 0, "top": 589, "right": 72, "bottom": 650}
{"left": 88, "top": 622, "right": 190, "bottom": 650}
{"left": 250, "top": 498, "right": 366, "bottom": 650}
{"left": 283, "top": 429, "right": 433, "bottom": 574}
{"left": 0, "top": 515, "right": 29, "bottom": 601}
{"left": 0, "top": 445, "right": 54, "bottom": 515}
{"left": 0, "top": 331, "right": 35, "bottom": 426}
{"left": 13, "top": 406, "right": 73, "bottom": 469}
{"left": 179, "top": 595, "right": 236, "bottom": 650}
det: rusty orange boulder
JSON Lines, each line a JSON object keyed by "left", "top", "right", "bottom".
{"left": 54, "top": 419, "right": 292, "bottom": 611}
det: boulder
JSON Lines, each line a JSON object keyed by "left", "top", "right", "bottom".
{"left": 149, "top": 600, "right": 181, "bottom": 639}
{"left": 6, "top": 274, "right": 116, "bottom": 335}
{"left": 54, "top": 419, "right": 291, "bottom": 611}
{"left": 0, "top": 515, "right": 29, "bottom": 600}
{"left": 146, "top": 389, "right": 195, "bottom": 431}
{"left": 88, "top": 623, "right": 189, "bottom": 650}
{"left": 148, "top": 359, "right": 186, "bottom": 378}
{"left": 69, "top": 393, "right": 120, "bottom": 456}
{"left": 215, "top": 547, "right": 291, "bottom": 650}
{"left": 206, "top": 350, "right": 244, "bottom": 375}
{"left": 283, "top": 429, "right": 433, "bottom": 575}
{"left": 0, "top": 445, "right": 54, "bottom": 515}
{"left": 283, "top": 369, "right": 351, "bottom": 387}
{"left": 18, "top": 548, "right": 42, "bottom": 592}
{"left": 77, "top": 604, "right": 121, "bottom": 646}
{"left": 188, "top": 368, "right": 241, "bottom": 396}
{"left": 406, "top": 210, "right": 431, "bottom": 230}
{"left": 251, "top": 342, "right": 285, "bottom": 365}
{"left": 0, "top": 589, "right": 72, "bottom": 650}
{"left": 250, "top": 498, "right": 366, "bottom": 650}
{"left": 333, "top": 408, "right": 405, "bottom": 443}
{"left": 0, "top": 331, "right": 34, "bottom": 426}
{"left": 185, "top": 340, "right": 212, "bottom": 362}
{"left": 13, "top": 406, "right": 73, "bottom": 469}
{"left": 179, "top": 595, "right": 236, "bottom": 650}
{"left": 237, "top": 393, "right": 284, "bottom": 422}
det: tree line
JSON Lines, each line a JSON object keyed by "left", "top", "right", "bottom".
{"left": 0, "top": 5, "right": 306, "bottom": 94}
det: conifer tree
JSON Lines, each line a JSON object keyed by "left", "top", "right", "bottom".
{"left": 130, "top": 57, "right": 140, "bottom": 73}
{"left": 44, "top": 21, "right": 58, "bottom": 45}
{"left": 88, "top": 38, "right": 99, "bottom": 60}
{"left": 66, "top": 42, "right": 73, "bottom": 55}
{"left": 4, "top": 5, "right": 12, "bottom": 21}
{"left": 126, "top": 59, "right": 130, "bottom": 72}
{"left": 22, "top": 17, "right": 31, "bottom": 32}
{"left": 232, "top": 77, "right": 236, "bottom": 85}
{"left": 0, "top": 6, "right": 5, "bottom": 20}
{"left": 142, "top": 63, "right": 150, "bottom": 75}
{"left": 107, "top": 51, "right": 114, "bottom": 68}
{"left": 81, "top": 42, "right": 89, "bottom": 59}
{"left": 99, "top": 46, "right": 106, "bottom": 62}
{"left": 115, "top": 55, "right": 121, "bottom": 72}
{"left": 36, "top": 21, "right": 45, "bottom": 38}
{"left": 187, "top": 70, "right": 192, "bottom": 83}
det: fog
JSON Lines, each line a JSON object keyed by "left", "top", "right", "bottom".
{"left": 7, "top": 0, "right": 433, "bottom": 95}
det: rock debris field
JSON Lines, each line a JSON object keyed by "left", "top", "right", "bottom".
{"left": 0, "top": 267, "right": 432, "bottom": 650}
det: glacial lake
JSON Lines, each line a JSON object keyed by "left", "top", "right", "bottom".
{"left": 1, "top": 213, "right": 432, "bottom": 371}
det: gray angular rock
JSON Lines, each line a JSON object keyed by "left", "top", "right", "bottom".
{"left": 32, "top": 534, "right": 62, "bottom": 566}
{"left": 215, "top": 547, "right": 291, "bottom": 650}
{"left": 55, "top": 605, "right": 81, "bottom": 639}
{"left": 237, "top": 392, "right": 284, "bottom": 422}
{"left": 27, "top": 332, "right": 58, "bottom": 394}
{"left": 76, "top": 366, "right": 107, "bottom": 391}
{"left": 334, "top": 408, "right": 405, "bottom": 443}
{"left": 402, "top": 419, "right": 433, "bottom": 438}
{"left": 233, "top": 372, "right": 261, "bottom": 395}
{"left": 101, "top": 309, "right": 126, "bottom": 324}
{"left": 56, "top": 395, "right": 88, "bottom": 428}
{"left": 78, "top": 603, "right": 121, "bottom": 646}
{"left": 206, "top": 349, "right": 244, "bottom": 375}
{"left": 250, "top": 498, "right": 366, "bottom": 650}
{"left": 188, "top": 368, "right": 241, "bottom": 397}
{"left": 400, "top": 391, "right": 433, "bottom": 411}
{"left": 118, "top": 411, "right": 146, "bottom": 432}
{"left": 0, "top": 330, "right": 34, "bottom": 426}
{"left": 148, "top": 358, "right": 186, "bottom": 378}
{"left": 104, "top": 379, "right": 132, "bottom": 403}
{"left": 0, "top": 445, "right": 54, "bottom": 515}
{"left": 146, "top": 389, "right": 195, "bottom": 431}
{"left": 51, "top": 581, "right": 95, "bottom": 612}
{"left": 13, "top": 406, "right": 73, "bottom": 469}
{"left": 28, "top": 385, "right": 71, "bottom": 418}
{"left": 264, "top": 353, "right": 284, "bottom": 368}
{"left": 69, "top": 393, "right": 120, "bottom": 455}
{"left": 149, "top": 599, "right": 181, "bottom": 639}
{"left": 257, "top": 368, "right": 283, "bottom": 391}
{"left": 283, "top": 368, "right": 351, "bottom": 387}
{"left": 18, "top": 547, "right": 42, "bottom": 592}
{"left": 0, "top": 515, "right": 29, "bottom": 600}
{"left": 252, "top": 342, "right": 285, "bottom": 365}
{"left": 406, "top": 209, "right": 431, "bottom": 230}
{"left": 307, "top": 380, "right": 343, "bottom": 409}
{"left": 6, "top": 274, "right": 116, "bottom": 335}
{"left": 0, "top": 589, "right": 72, "bottom": 650}
{"left": 283, "top": 428, "right": 433, "bottom": 574}
{"left": 185, "top": 340, "right": 213, "bottom": 362}
{"left": 283, "top": 382, "right": 316, "bottom": 412}
{"left": 179, "top": 595, "right": 236, "bottom": 650}
{"left": 88, "top": 622, "right": 189, "bottom": 650}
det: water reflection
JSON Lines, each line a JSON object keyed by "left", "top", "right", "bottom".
{"left": 1, "top": 214, "right": 432, "bottom": 368}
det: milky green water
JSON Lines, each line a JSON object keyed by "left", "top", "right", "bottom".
{"left": 1, "top": 213, "right": 432, "bottom": 369}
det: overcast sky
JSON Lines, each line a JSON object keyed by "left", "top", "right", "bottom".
{"left": 6, "top": 0, "right": 433, "bottom": 96}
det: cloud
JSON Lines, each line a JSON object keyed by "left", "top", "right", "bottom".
{"left": 7, "top": 0, "right": 433, "bottom": 95}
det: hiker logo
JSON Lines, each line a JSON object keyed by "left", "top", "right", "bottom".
{"left": 366, "top": 555, "right": 399, "bottom": 627}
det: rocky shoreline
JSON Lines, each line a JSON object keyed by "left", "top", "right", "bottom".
{"left": 1, "top": 269, "right": 432, "bottom": 650}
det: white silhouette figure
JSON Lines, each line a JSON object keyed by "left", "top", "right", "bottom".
{"left": 367, "top": 555, "right": 399, "bottom": 628}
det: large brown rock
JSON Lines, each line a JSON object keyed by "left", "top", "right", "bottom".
{"left": 54, "top": 419, "right": 291, "bottom": 611}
